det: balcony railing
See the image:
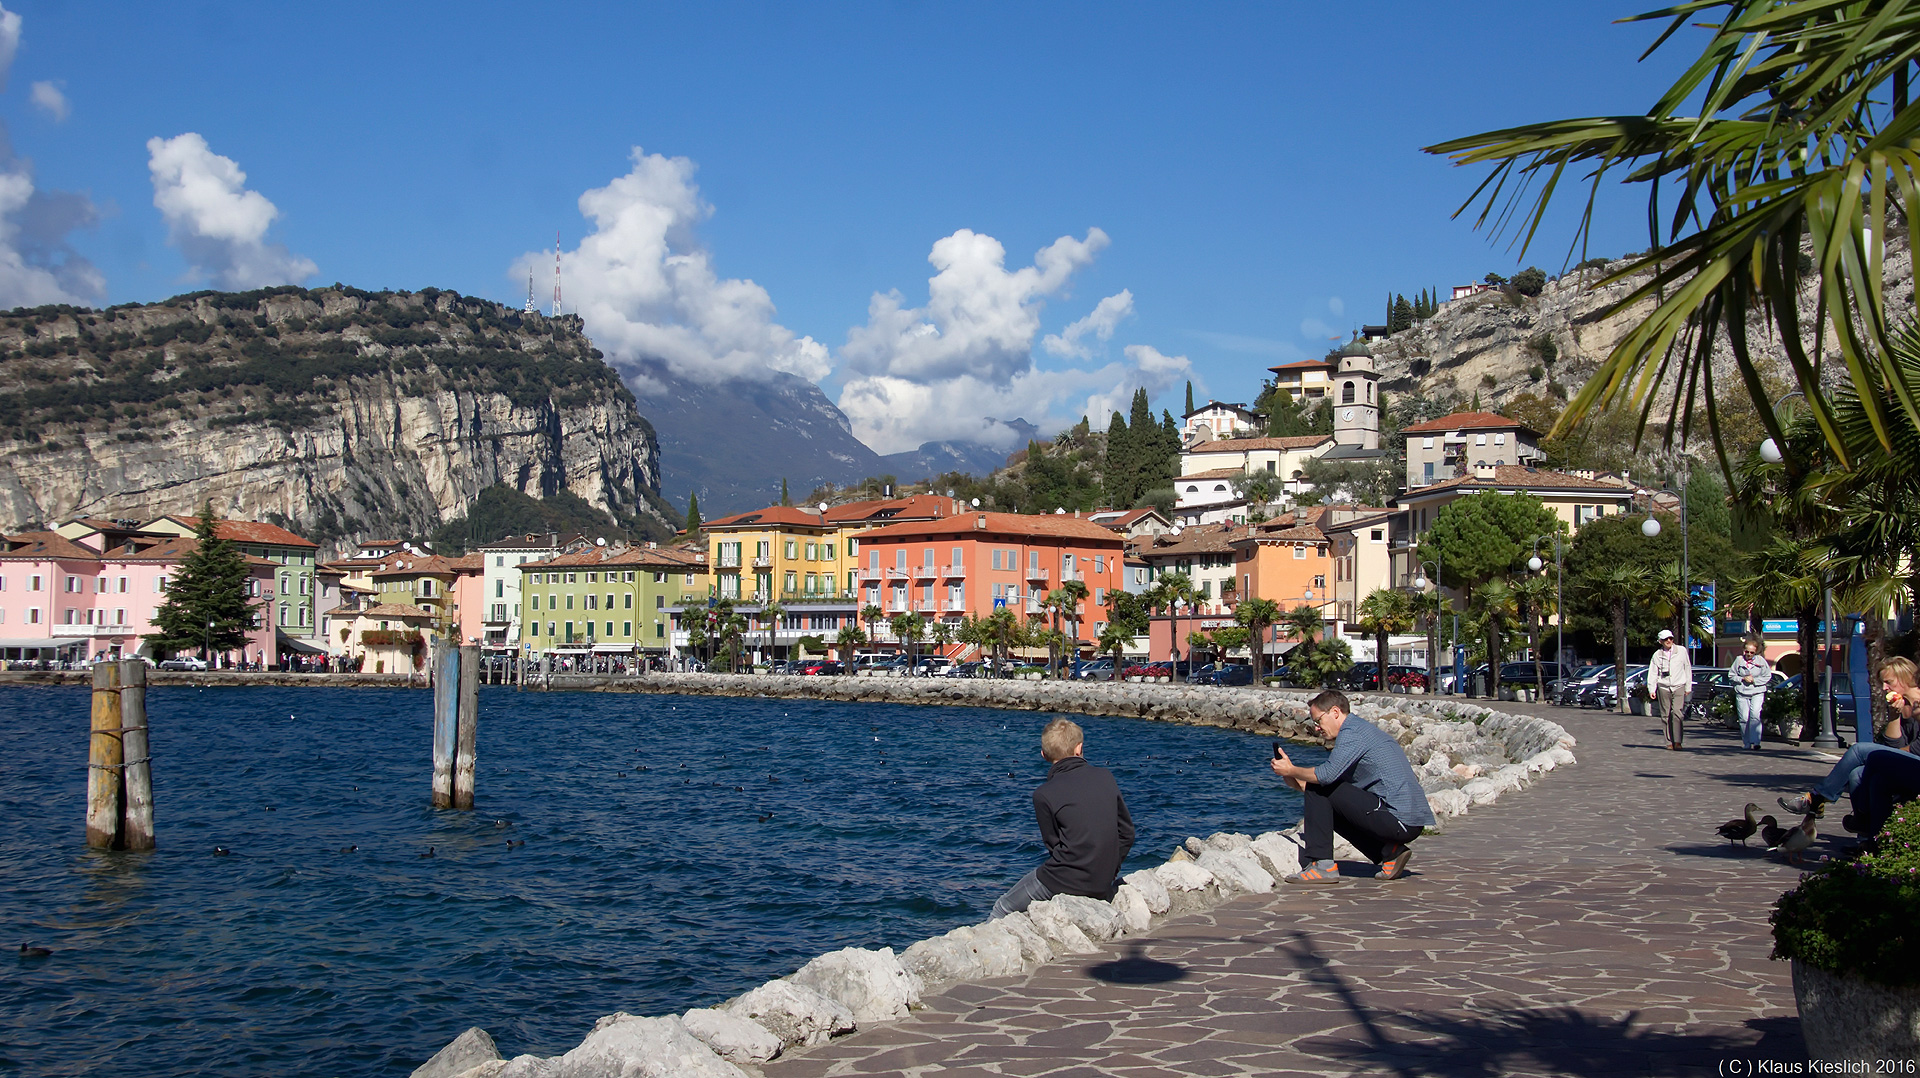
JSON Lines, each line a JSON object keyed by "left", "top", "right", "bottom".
{"left": 886, "top": 568, "right": 910, "bottom": 580}
{"left": 913, "top": 563, "right": 939, "bottom": 578}
{"left": 1026, "top": 567, "right": 1049, "bottom": 582}
{"left": 751, "top": 557, "right": 772, "bottom": 569}
{"left": 942, "top": 599, "right": 968, "bottom": 612}
{"left": 915, "top": 601, "right": 938, "bottom": 614}
{"left": 941, "top": 564, "right": 966, "bottom": 578}
{"left": 858, "top": 565, "right": 883, "bottom": 580}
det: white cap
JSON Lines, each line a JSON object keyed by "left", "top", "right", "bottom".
{"left": 1657, "top": 629, "right": 1674, "bottom": 640}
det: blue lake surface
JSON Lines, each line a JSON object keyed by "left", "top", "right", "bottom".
{"left": 0, "top": 685, "right": 1319, "bottom": 1077}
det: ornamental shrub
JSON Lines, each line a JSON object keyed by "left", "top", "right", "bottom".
{"left": 1771, "top": 807, "right": 1920, "bottom": 986}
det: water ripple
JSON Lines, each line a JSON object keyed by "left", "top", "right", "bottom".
{"left": 0, "top": 684, "right": 1317, "bottom": 1077}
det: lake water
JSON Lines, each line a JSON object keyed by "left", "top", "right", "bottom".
{"left": 0, "top": 684, "right": 1318, "bottom": 1077}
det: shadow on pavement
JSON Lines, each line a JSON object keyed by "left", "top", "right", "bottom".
{"left": 1277, "top": 930, "right": 1803, "bottom": 1076}
{"left": 1084, "top": 942, "right": 1188, "bottom": 985}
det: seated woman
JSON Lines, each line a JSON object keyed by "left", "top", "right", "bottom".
{"left": 1780, "top": 657, "right": 1920, "bottom": 816}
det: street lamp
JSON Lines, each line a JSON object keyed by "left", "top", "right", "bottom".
{"left": 1411, "top": 558, "right": 1442, "bottom": 696}
{"left": 1529, "top": 533, "right": 1565, "bottom": 700}
{"left": 203, "top": 617, "right": 215, "bottom": 667}
{"left": 1171, "top": 597, "right": 1187, "bottom": 672}
{"left": 1639, "top": 475, "right": 1692, "bottom": 662}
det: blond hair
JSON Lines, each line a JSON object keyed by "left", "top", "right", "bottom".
{"left": 1882, "top": 656, "right": 1918, "bottom": 690}
{"left": 1041, "top": 717, "right": 1084, "bottom": 762}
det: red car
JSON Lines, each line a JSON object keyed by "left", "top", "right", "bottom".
{"left": 796, "top": 660, "right": 843, "bottom": 676}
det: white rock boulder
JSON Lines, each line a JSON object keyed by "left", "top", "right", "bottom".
{"left": 680, "top": 1007, "right": 783, "bottom": 1066}
{"left": 413, "top": 1028, "right": 502, "bottom": 1078}
{"left": 1121, "top": 868, "right": 1170, "bottom": 914}
{"left": 543, "top": 1014, "right": 746, "bottom": 1078}
{"left": 1022, "top": 899, "right": 1100, "bottom": 954}
{"left": 790, "top": 946, "right": 920, "bottom": 1026}
{"left": 721, "top": 979, "right": 856, "bottom": 1048}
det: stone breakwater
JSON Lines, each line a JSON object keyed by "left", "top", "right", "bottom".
{"left": 410, "top": 677, "right": 1577, "bottom": 1078}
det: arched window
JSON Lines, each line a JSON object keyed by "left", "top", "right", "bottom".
{"left": 1342, "top": 382, "right": 1355, "bottom": 404}
{"left": 1367, "top": 383, "right": 1374, "bottom": 402}
{"left": 1213, "top": 484, "right": 1227, "bottom": 492}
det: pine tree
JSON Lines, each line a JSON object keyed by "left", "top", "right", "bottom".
{"left": 1471, "top": 390, "right": 1481, "bottom": 412}
{"left": 145, "top": 501, "right": 258, "bottom": 660}
{"left": 1155, "top": 410, "right": 1182, "bottom": 487}
{"left": 686, "top": 492, "right": 703, "bottom": 537}
{"left": 1185, "top": 381, "right": 1194, "bottom": 415}
{"left": 1103, "top": 410, "right": 1134, "bottom": 507}
{"left": 1390, "top": 294, "right": 1415, "bottom": 334}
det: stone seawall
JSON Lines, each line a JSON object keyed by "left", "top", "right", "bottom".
{"left": 406, "top": 674, "right": 1580, "bottom": 1078}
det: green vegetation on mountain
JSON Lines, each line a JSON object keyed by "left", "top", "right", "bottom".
{"left": 426, "top": 483, "right": 679, "bottom": 554}
{"left": 0, "top": 285, "right": 634, "bottom": 446}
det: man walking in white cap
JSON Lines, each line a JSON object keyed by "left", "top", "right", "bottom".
{"left": 1649, "top": 628, "right": 1693, "bottom": 751}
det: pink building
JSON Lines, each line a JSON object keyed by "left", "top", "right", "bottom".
{"left": 0, "top": 526, "right": 278, "bottom": 667}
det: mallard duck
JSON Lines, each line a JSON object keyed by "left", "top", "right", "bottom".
{"left": 19, "top": 943, "right": 51, "bottom": 958}
{"left": 1773, "top": 814, "right": 1818, "bottom": 863}
{"left": 1758, "top": 815, "right": 1787, "bottom": 849}
{"left": 1717, "top": 803, "right": 1760, "bottom": 847}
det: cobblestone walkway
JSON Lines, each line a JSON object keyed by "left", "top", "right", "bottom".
{"left": 762, "top": 703, "right": 1841, "bottom": 1077}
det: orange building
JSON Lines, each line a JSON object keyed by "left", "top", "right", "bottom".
{"left": 1227, "top": 512, "right": 1337, "bottom": 618}
{"left": 852, "top": 511, "right": 1127, "bottom": 654}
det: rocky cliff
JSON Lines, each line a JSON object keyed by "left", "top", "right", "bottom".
{"left": 0, "top": 286, "right": 670, "bottom": 549}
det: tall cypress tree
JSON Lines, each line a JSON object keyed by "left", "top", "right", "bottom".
{"left": 686, "top": 492, "right": 703, "bottom": 538}
{"left": 146, "top": 502, "right": 258, "bottom": 660}
{"left": 779, "top": 478, "right": 791, "bottom": 506}
{"left": 1185, "top": 381, "right": 1195, "bottom": 414}
{"left": 1103, "top": 410, "right": 1134, "bottom": 507}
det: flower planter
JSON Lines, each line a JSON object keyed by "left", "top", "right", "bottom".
{"left": 1793, "top": 960, "right": 1920, "bottom": 1061}
{"left": 1026, "top": 672, "right": 1042, "bottom": 681}
{"left": 1127, "top": 675, "right": 1143, "bottom": 683}
{"left": 1408, "top": 686, "right": 1426, "bottom": 695}
{"left": 1630, "top": 697, "right": 1649, "bottom": 716}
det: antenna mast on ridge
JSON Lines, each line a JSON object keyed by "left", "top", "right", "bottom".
{"left": 524, "top": 269, "right": 537, "bottom": 314}
{"left": 553, "top": 230, "right": 562, "bottom": 318}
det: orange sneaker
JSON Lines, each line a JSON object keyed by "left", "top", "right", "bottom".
{"left": 1283, "top": 860, "right": 1346, "bottom": 886}
{"left": 1378, "top": 843, "right": 1414, "bottom": 881}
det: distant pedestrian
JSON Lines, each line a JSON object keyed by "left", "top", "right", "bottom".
{"left": 1728, "top": 638, "right": 1773, "bottom": 750}
{"left": 1269, "top": 690, "right": 1435, "bottom": 884}
{"left": 1649, "top": 628, "right": 1693, "bottom": 750}
{"left": 990, "top": 718, "right": 1135, "bottom": 919}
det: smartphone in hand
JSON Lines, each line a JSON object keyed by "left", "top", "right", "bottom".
{"left": 1273, "top": 741, "right": 1284, "bottom": 759}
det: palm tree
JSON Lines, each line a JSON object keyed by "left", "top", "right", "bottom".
{"left": 1471, "top": 579, "right": 1518, "bottom": 689}
{"left": 861, "top": 603, "right": 884, "bottom": 657}
{"left": 718, "top": 609, "right": 749, "bottom": 673}
{"left": 1283, "top": 602, "right": 1323, "bottom": 680}
{"left": 889, "top": 611, "right": 927, "bottom": 671}
{"left": 1581, "top": 564, "right": 1651, "bottom": 714}
{"left": 1233, "top": 596, "right": 1281, "bottom": 683}
{"left": 760, "top": 601, "right": 786, "bottom": 673}
{"left": 1354, "top": 589, "right": 1413, "bottom": 691}
{"left": 929, "top": 619, "right": 954, "bottom": 661}
{"left": 1511, "top": 574, "right": 1556, "bottom": 698}
{"left": 984, "top": 606, "right": 1018, "bottom": 670}
{"left": 1058, "top": 579, "right": 1090, "bottom": 670}
{"left": 1042, "top": 587, "right": 1070, "bottom": 677}
{"left": 834, "top": 624, "right": 867, "bottom": 673}
{"left": 1150, "top": 571, "right": 1196, "bottom": 668}
{"left": 1408, "top": 586, "right": 1443, "bottom": 694}
{"left": 1097, "top": 619, "right": 1131, "bottom": 681}
{"left": 1428, "top": 3, "right": 1920, "bottom": 468}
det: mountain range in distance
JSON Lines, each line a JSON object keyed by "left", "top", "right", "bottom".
{"left": 625, "top": 357, "right": 1030, "bottom": 514}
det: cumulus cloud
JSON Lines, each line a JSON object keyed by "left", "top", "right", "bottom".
{"left": 514, "top": 147, "right": 829, "bottom": 386}
{"left": 836, "top": 227, "right": 1191, "bottom": 455}
{"left": 0, "top": 6, "right": 19, "bottom": 88}
{"left": 29, "top": 80, "right": 64, "bottom": 121}
{"left": 1040, "top": 289, "right": 1132, "bottom": 359}
{"left": 147, "top": 133, "right": 316, "bottom": 289}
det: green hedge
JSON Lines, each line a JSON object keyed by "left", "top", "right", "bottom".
{"left": 1772, "top": 807, "right": 1920, "bottom": 986}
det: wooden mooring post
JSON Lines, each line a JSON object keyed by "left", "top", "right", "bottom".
{"left": 430, "top": 643, "right": 481, "bottom": 810}
{"left": 87, "top": 659, "right": 153, "bottom": 850}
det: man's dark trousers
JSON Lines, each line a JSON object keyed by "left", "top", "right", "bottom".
{"left": 1302, "top": 777, "right": 1421, "bottom": 863}
{"left": 1851, "top": 749, "right": 1920, "bottom": 839}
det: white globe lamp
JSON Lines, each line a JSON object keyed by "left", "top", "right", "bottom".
{"left": 1527, "top": 555, "right": 1543, "bottom": 572}
{"left": 1758, "top": 438, "right": 1783, "bottom": 464}
{"left": 1641, "top": 516, "right": 1662, "bottom": 538}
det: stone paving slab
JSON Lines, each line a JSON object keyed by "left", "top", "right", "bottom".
{"left": 761, "top": 703, "right": 1840, "bottom": 1077}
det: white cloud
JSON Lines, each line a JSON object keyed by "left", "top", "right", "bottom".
{"left": 0, "top": 6, "right": 19, "bottom": 89}
{"left": 515, "top": 147, "right": 828, "bottom": 384}
{"left": 28, "top": 80, "right": 64, "bottom": 122}
{"left": 147, "top": 133, "right": 316, "bottom": 289}
{"left": 1328, "top": 296, "right": 1344, "bottom": 317}
{"left": 836, "top": 226, "right": 1191, "bottom": 454}
{"left": 1041, "top": 289, "right": 1133, "bottom": 359}
{"left": 1299, "top": 317, "right": 1340, "bottom": 341}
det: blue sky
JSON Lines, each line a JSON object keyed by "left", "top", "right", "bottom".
{"left": 3, "top": 2, "right": 1686, "bottom": 453}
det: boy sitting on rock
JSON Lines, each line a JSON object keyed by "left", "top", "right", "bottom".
{"left": 991, "top": 718, "right": 1136, "bottom": 919}
{"left": 1270, "top": 690, "right": 1435, "bottom": 885}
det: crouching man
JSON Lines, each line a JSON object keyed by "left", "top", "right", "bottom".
{"left": 1270, "top": 689, "right": 1435, "bottom": 885}
{"left": 991, "top": 717, "right": 1136, "bottom": 919}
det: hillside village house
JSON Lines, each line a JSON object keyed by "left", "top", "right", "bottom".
{"left": 1400, "top": 411, "right": 1547, "bottom": 489}
{"left": 366, "top": 554, "right": 484, "bottom": 647}
{"left": 1176, "top": 435, "right": 1336, "bottom": 523}
{"left": 850, "top": 511, "right": 1126, "bottom": 657}
{"left": 340, "top": 601, "right": 438, "bottom": 674}
{"left": 1180, "top": 401, "right": 1260, "bottom": 445}
{"left": 519, "top": 541, "right": 707, "bottom": 660}
{"left": 1266, "top": 356, "right": 1337, "bottom": 400}
{"left": 1392, "top": 465, "right": 1638, "bottom": 546}
{"left": 1087, "top": 506, "right": 1171, "bottom": 542}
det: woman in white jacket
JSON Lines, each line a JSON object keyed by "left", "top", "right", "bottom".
{"left": 1727, "top": 637, "right": 1772, "bottom": 751}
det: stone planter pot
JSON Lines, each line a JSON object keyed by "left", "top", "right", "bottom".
{"left": 1793, "top": 959, "right": 1920, "bottom": 1061}
{"left": 1408, "top": 686, "right": 1426, "bottom": 695}
{"left": 1126, "top": 675, "right": 1143, "bottom": 683}
{"left": 1024, "top": 672, "right": 1042, "bottom": 681}
{"left": 1630, "top": 696, "right": 1650, "bottom": 716}
{"left": 1155, "top": 676, "right": 1171, "bottom": 683}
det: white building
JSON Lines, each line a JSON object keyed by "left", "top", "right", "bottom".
{"left": 476, "top": 533, "right": 574, "bottom": 648}
{"left": 1180, "top": 401, "right": 1261, "bottom": 445}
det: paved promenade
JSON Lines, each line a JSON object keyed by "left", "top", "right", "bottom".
{"left": 762, "top": 701, "right": 1840, "bottom": 1078}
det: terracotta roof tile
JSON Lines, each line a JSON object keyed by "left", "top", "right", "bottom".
{"left": 1398, "top": 410, "right": 1539, "bottom": 435}
{"left": 858, "top": 511, "right": 1124, "bottom": 544}
{"left": 1403, "top": 464, "right": 1633, "bottom": 497}
{"left": 160, "top": 515, "right": 319, "bottom": 548}
{"left": 1, "top": 530, "right": 101, "bottom": 560}
{"left": 358, "top": 603, "right": 440, "bottom": 619}
{"left": 1185, "top": 435, "right": 1331, "bottom": 453}
{"left": 822, "top": 494, "right": 953, "bottom": 525}
{"left": 703, "top": 506, "right": 835, "bottom": 530}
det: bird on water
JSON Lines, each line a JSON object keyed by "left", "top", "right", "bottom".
{"left": 214, "top": 846, "right": 231, "bottom": 856}
{"left": 420, "top": 847, "right": 435, "bottom": 858}
{"left": 19, "top": 943, "right": 51, "bottom": 958}
{"left": 1716, "top": 804, "right": 1760, "bottom": 847}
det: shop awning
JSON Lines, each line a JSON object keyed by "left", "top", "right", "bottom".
{"left": 591, "top": 643, "right": 638, "bottom": 653}
{"left": 276, "top": 632, "right": 328, "bottom": 655}
{"left": 0, "top": 637, "right": 89, "bottom": 649}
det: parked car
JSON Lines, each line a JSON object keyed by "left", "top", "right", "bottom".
{"left": 795, "top": 659, "right": 841, "bottom": 675}
{"left": 1191, "top": 662, "right": 1255, "bottom": 686}
{"left": 1782, "top": 673, "right": 1858, "bottom": 733}
{"left": 914, "top": 656, "right": 954, "bottom": 676}
{"left": 1436, "top": 663, "right": 1492, "bottom": 694}
{"left": 1071, "top": 658, "right": 1117, "bottom": 680}
{"left": 1580, "top": 665, "right": 1648, "bottom": 710}
{"left": 1556, "top": 664, "right": 1614, "bottom": 706}
{"left": 1497, "top": 661, "right": 1574, "bottom": 688}
{"left": 1335, "top": 661, "right": 1382, "bottom": 690}
{"left": 157, "top": 656, "right": 208, "bottom": 671}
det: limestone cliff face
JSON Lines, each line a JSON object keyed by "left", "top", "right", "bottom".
{"left": 1370, "top": 238, "right": 1913, "bottom": 415}
{"left": 0, "top": 286, "right": 667, "bottom": 548}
